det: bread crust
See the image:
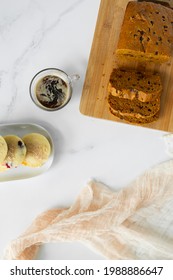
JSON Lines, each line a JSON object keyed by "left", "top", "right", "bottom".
{"left": 108, "top": 68, "right": 162, "bottom": 102}
{"left": 116, "top": 1, "right": 173, "bottom": 63}
{"left": 108, "top": 68, "right": 162, "bottom": 124}
{"left": 109, "top": 107, "right": 160, "bottom": 124}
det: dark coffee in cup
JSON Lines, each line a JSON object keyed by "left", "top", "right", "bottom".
{"left": 35, "top": 75, "right": 69, "bottom": 109}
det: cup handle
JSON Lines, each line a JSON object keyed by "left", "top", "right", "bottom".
{"left": 68, "top": 74, "right": 80, "bottom": 83}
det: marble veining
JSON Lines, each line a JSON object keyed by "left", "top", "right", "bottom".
{"left": 0, "top": 0, "right": 87, "bottom": 121}
{"left": 0, "top": 0, "right": 171, "bottom": 260}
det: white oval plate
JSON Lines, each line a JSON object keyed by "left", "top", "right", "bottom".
{"left": 0, "top": 123, "right": 54, "bottom": 182}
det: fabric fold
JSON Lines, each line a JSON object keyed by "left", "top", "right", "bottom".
{"left": 4, "top": 160, "right": 173, "bottom": 260}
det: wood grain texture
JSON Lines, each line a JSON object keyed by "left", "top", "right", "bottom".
{"left": 80, "top": 0, "right": 173, "bottom": 132}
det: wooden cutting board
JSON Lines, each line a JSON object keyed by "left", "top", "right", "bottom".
{"left": 80, "top": 0, "right": 173, "bottom": 132}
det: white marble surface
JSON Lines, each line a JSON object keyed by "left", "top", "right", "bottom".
{"left": 0, "top": 0, "right": 171, "bottom": 260}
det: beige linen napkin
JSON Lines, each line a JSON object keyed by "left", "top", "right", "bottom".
{"left": 4, "top": 160, "right": 173, "bottom": 260}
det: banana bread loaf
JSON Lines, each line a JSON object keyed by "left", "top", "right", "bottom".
{"left": 108, "top": 68, "right": 162, "bottom": 124}
{"left": 116, "top": 1, "right": 173, "bottom": 63}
